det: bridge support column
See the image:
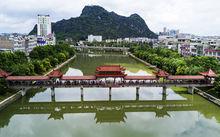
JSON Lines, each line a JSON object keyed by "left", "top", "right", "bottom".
{"left": 80, "top": 86, "right": 84, "bottom": 101}
{"left": 188, "top": 87, "right": 194, "bottom": 94}
{"left": 21, "top": 88, "right": 27, "bottom": 96}
{"left": 51, "top": 87, "right": 55, "bottom": 102}
{"left": 109, "top": 87, "right": 112, "bottom": 101}
{"left": 136, "top": 87, "right": 140, "bottom": 101}
{"left": 162, "top": 93, "right": 167, "bottom": 101}
{"left": 162, "top": 86, "right": 167, "bottom": 95}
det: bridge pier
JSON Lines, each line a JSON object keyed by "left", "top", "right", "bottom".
{"left": 80, "top": 86, "right": 84, "bottom": 101}
{"left": 188, "top": 87, "right": 194, "bottom": 94}
{"left": 162, "top": 86, "right": 167, "bottom": 95}
{"left": 109, "top": 87, "right": 112, "bottom": 101}
{"left": 136, "top": 87, "right": 140, "bottom": 101}
{"left": 21, "top": 88, "right": 27, "bottom": 96}
{"left": 162, "top": 93, "right": 167, "bottom": 101}
{"left": 51, "top": 87, "right": 55, "bottom": 102}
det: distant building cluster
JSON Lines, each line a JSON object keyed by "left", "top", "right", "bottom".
{"left": 157, "top": 27, "right": 220, "bottom": 60}
{"left": 85, "top": 35, "right": 156, "bottom": 43}
{"left": 159, "top": 27, "right": 180, "bottom": 37}
{"left": 88, "top": 35, "right": 102, "bottom": 42}
{"left": 0, "top": 14, "right": 56, "bottom": 53}
{"left": 116, "top": 37, "right": 156, "bottom": 43}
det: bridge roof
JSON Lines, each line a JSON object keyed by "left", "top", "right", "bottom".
{"left": 6, "top": 76, "right": 50, "bottom": 81}
{"left": 96, "top": 74, "right": 126, "bottom": 78}
{"left": 124, "top": 76, "right": 157, "bottom": 80}
{"left": 47, "top": 70, "right": 63, "bottom": 78}
{"left": 96, "top": 65, "right": 125, "bottom": 72}
{"left": 0, "top": 70, "right": 10, "bottom": 78}
{"left": 61, "top": 76, "right": 96, "bottom": 80}
{"left": 199, "top": 69, "right": 217, "bottom": 77}
{"left": 168, "top": 75, "right": 205, "bottom": 80}
{"left": 155, "top": 70, "right": 169, "bottom": 77}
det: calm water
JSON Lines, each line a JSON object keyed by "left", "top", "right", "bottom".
{"left": 0, "top": 53, "right": 220, "bottom": 137}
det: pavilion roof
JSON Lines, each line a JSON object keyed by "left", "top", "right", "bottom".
{"left": 0, "top": 70, "right": 10, "bottom": 78}
{"left": 61, "top": 76, "right": 96, "bottom": 80}
{"left": 96, "top": 65, "right": 125, "bottom": 72}
{"left": 6, "top": 76, "right": 50, "bottom": 81}
{"left": 168, "top": 75, "right": 205, "bottom": 80}
{"left": 155, "top": 70, "right": 169, "bottom": 77}
{"left": 95, "top": 74, "right": 126, "bottom": 78}
{"left": 199, "top": 69, "right": 217, "bottom": 77}
{"left": 47, "top": 70, "right": 63, "bottom": 78}
{"left": 124, "top": 76, "right": 157, "bottom": 80}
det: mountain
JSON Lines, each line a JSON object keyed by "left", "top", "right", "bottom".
{"left": 29, "top": 5, "right": 158, "bottom": 41}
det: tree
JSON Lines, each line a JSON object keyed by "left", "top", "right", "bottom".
{"left": 42, "top": 58, "right": 52, "bottom": 71}
{"left": 57, "top": 53, "right": 66, "bottom": 63}
{"left": 32, "top": 60, "right": 46, "bottom": 74}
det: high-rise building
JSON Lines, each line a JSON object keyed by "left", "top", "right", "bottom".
{"left": 37, "top": 15, "right": 52, "bottom": 36}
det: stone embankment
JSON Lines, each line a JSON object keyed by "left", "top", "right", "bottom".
{"left": 194, "top": 87, "right": 220, "bottom": 106}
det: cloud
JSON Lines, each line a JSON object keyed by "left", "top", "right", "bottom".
{"left": 0, "top": 0, "right": 220, "bottom": 35}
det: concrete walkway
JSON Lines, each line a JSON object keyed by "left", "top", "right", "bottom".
{"left": 194, "top": 87, "right": 220, "bottom": 106}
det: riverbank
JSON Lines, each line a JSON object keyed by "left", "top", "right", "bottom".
{"left": 129, "top": 52, "right": 220, "bottom": 107}
{"left": 128, "top": 52, "right": 158, "bottom": 72}
{"left": 0, "top": 55, "right": 76, "bottom": 111}
{"left": 45, "top": 55, "right": 76, "bottom": 75}
{"left": 194, "top": 87, "right": 220, "bottom": 106}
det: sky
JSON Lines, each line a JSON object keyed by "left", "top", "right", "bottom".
{"left": 0, "top": 0, "right": 220, "bottom": 36}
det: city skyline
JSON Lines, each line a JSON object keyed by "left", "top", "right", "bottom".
{"left": 0, "top": 0, "right": 220, "bottom": 36}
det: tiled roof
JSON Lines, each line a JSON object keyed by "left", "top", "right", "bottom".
{"left": 6, "top": 76, "right": 49, "bottom": 81}
{"left": 61, "top": 76, "right": 96, "bottom": 80}
{"left": 124, "top": 76, "right": 157, "bottom": 80}
{"left": 155, "top": 70, "right": 169, "bottom": 77}
{"left": 199, "top": 69, "right": 217, "bottom": 77}
{"left": 96, "top": 65, "right": 125, "bottom": 72}
{"left": 168, "top": 75, "right": 205, "bottom": 80}
{"left": 0, "top": 70, "right": 10, "bottom": 78}
{"left": 48, "top": 70, "right": 63, "bottom": 78}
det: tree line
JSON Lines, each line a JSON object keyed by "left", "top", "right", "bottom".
{"left": 130, "top": 45, "right": 220, "bottom": 75}
{"left": 130, "top": 44, "right": 220, "bottom": 95}
{"left": 0, "top": 43, "right": 75, "bottom": 95}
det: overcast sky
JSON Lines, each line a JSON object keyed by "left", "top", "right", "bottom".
{"left": 0, "top": 0, "right": 220, "bottom": 36}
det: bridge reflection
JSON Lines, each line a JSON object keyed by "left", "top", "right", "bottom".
{"left": 15, "top": 99, "right": 194, "bottom": 122}
{"left": 1, "top": 93, "right": 220, "bottom": 128}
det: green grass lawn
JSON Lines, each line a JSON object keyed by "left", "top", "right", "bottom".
{"left": 171, "top": 87, "right": 188, "bottom": 92}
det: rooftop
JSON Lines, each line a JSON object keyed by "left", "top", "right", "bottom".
{"left": 47, "top": 70, "right": 63, "bottom": 78}
{"left": 0, "top": 70, "right": 10, "bottom": 78}
{"left": 168, "top": 75, "right": 205, "bottom": 80}
{"left": 6, "top": 76, "right": 49, "bottom": 81}
{"left": 61, "top": 76, "right": 96, "bottom": 80}
{"left": 155, "top": 70, "right": 169, "bottom": 77}
{"left": 124, "top": 76, "right": 157, "bottom": 80}
{"left": 199, "top": 69, "right": 217, "bottom": 77}
{"left": 96, "top": 65, "right": 125, "bottom": 72}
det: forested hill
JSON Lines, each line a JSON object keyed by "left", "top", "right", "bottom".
{"left": 29, "top": 5, "right": 158, "bottom": 41}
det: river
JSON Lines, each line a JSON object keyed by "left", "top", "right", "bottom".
{"left": 0, "top": 53, "right": 220, "bottom": 137}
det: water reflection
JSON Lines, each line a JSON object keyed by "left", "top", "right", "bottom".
{"left": 0, "top": 53, "right": 220, "bottom": 137}
{"left": 0, "top": 91, "right": 193, "bottom": 126}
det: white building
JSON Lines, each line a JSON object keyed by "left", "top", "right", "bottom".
{"left": 37, "top": 15, "right": 52, "bottom": 36}
{"left": 88, "top": 35, "right": 102, "bottom": 42}
{"left": 37, "top": 15, "right": 56, "bottom": 46}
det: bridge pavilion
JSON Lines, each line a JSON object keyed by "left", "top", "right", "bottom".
{"left": 95, "top": 65, "right": 126, "bottom": 78}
